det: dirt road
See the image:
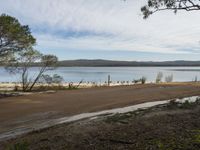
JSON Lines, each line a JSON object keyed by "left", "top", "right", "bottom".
{"left": 0, "top": 83, "right": 200, "bottom": 140}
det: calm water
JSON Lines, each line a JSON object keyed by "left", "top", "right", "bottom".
{"left": 0, "top": 67, "right": 200, "bottom": 83}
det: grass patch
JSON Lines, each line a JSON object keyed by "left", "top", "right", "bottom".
{"left": 7, "top": 142, "right": 29, "bottom": 150}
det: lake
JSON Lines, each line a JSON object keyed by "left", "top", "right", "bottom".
{"left": 0, "top": 67, "right": 200, "bottom": 83}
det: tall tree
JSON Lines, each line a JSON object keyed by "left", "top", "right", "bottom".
{"left": 0, "top": 14, "right": 35, "bottom": 60}
{"left": 141, "top": 0, "right": 200, "bottom": 19}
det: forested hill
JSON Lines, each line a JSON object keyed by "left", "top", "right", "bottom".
{"left": 57, "top": 59, "right": 200, "bottom": 67}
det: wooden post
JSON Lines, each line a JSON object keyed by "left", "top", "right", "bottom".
{"left": 108, "top": 75, "right": 111, "bottom": 86}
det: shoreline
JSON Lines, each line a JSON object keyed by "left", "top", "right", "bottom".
{"left": 0, "top": 81, "right": 199, "bottom": 90}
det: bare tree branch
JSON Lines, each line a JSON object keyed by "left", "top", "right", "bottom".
{"left": 141, "top": 0, "right": 200, "bottom": 19}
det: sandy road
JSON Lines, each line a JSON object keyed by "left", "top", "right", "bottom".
{"left": 0, "top": 83, "right": 200, "bottom": 139}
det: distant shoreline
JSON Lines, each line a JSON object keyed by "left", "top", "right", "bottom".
{"left": 57, "top": 59, "right": 200, "bottom": 67}
{"left": 2, "top": 59, "right": 200, "bottom": 67}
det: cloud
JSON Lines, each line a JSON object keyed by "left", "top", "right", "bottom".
{"left": 1, "top": 0, "right": 200, "bottom": 56}
{"left": 35, "top": 33, "right": 194, "bottom": 54}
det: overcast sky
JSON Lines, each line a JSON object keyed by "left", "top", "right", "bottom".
{"left": 1, "top": 0, "right": 200, "bottom": 61}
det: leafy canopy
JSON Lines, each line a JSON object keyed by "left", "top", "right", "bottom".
{"left": 0, "top": 14, "right": 36, "bottom": 58}
{"left": 6, "top": 48, "right": 58, "bottom": 91}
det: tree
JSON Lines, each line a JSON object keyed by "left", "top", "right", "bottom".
{"left": 156, "top": 72, "right": 163, "bottom": 83}
{"left": 141, "top": 0, "right": 200, "bottom": 19}
{"left": 40, "top": 74, "right": 64, "bottom": 85}
{"left": 52, "top": 74, "right": 64, "bottom": 84}
{"left": 6, "top": 48, "right": 58, "bottom": 91}
{"left": 0, "top": 14, "right": 35, "bottom": 60}
{"left": 28, "top": 54, "right": 58, "bottom": 91}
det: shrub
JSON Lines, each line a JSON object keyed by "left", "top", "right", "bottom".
{"left": 8, "top": 142, "right": 29, "bottom": 150}
{"left": 14, "top": 85, "right": 19, "bottom": 91}
{"left": 68, "top": 82, "right": 78, "bottom": 90}
{"left": 195, "top": 97, "right": 200, "bottom": 105}
{"left": 167, "top": 99, "right": 179, "bottom": 108}
{"left": 141, "top": 76, "right": 147, "bottom": 84}
{"left": 165, "top": 74, "right": 173, "bottom": 83}
{"left": 133, "top": 79, "right": 140, "bottom": 84}
{"left": 41, "top": 74, "right": 63, "bottom": 85}
{"left": 194, "top": 76, "right": 198, "bottom": 82}
{"left": 181, "top": 100, "right": 192, "bottom": 108}
{"left": 52, "top": 74, "right": 64, "bottom": 84}
{"left": 156, "top": 72, "right": 163, "bottom": 83}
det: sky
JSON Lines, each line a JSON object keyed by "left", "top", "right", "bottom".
{"left": 1, "top": 0, "right": 200, "bottom": 61}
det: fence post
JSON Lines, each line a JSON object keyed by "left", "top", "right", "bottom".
{"left": 108, "top": 75, "right": 111, "bottom": 86}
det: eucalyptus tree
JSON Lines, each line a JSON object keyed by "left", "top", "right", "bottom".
{"left": 6, "top": 48, "right": 58, "bottom": 92}
{"left": 141, "top": 0, "right": 200, "bottom": 19}
{"left": 0, "top": 14, "right": 35, "bottom": 61}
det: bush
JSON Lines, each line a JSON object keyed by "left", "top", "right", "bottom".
{"left": 165, "top": 74, "right": 173, "bottom": 83}
{"left": 156, "top": 72, "right": 163, "bottom": 83}
{"left": 14, "top": 85, "right": 19, "bottom": 91}
{"left": 133, "top": 77, "right": 147, "bottom": 84}
{"left": 40, "top": 74, "right": 64, "bottom": 85}
{"left": 68, "top": 82, "right": 78, "bottom": 90}
{"left": 52, "top": 74, "right": 64, "bottom": 84}
{"left": 8, "top": 142, "right": 29, "bottom": 150}
{"left": 167, "top": 99, "right": 179, "bottom": 108}
{"left": 194, "top": 76, "right": 198, "bottom": 82}
{"left": 195, "top": 97, "right": 200, "bottom": 105}
{"left": 141, "top": 76, "right": 147, "bottom": 84}
{"left": 180, "top": 100, "right": 192, "bottom": 109}
{"left": 133, "top": 79, "right": 140, "bottom": 84}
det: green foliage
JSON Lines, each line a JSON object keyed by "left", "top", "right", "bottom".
{"left": 40, "top": 74, "right": 64, "bottom": 84}
{"left": 41, "top": 55, "right": 58, "bottom": 69}
{"left": 182, "top": 100, "right": 191, "bottom": 108}
{"left": 5, "top": 48, "right": 58, "bottom": 92}
{"left": 194, "top": 133, "right": 200, "bottom": 143}
{"left": 0, "top": 14, "right": 35, "bottom": 59}
{"left": 8, "top": 142, "right": 29, "bottom": 150}
{"left": 195, "top": 97, "right": 200, "bottom": 104}
{"left": 168, "top": 98, "right": 200, "bottom": 109}
{"left": 155, "top": 140, "right": 165, "bottom": 150}
{"left": 0, "top": 14, "right": 58, "bottom": 92}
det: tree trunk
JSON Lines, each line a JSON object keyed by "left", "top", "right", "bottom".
{"left": 28, "top": 67, "right": 46, "bottom": 91}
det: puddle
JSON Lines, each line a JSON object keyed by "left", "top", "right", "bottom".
{"left": 0, "top": 96, "right": 199, "bottom": 141}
